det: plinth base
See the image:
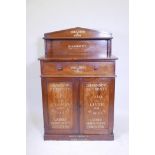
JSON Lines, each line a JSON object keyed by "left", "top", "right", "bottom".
{"left": 44, "top": 134, "right": 114, "bottom": 141}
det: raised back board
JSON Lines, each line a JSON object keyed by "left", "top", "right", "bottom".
{"left": 44, "top": 27, "right": 112, "bottom": 59}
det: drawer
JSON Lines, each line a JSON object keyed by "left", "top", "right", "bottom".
{"left": 41, "top": 62, "right": 115, "bottom": 77}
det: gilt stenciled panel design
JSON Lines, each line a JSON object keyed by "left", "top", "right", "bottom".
{"left": 42, "top": 61, "right": 115, "bottom": 77}
{"left": 47, "top": 82, "right": 73, "bottom": 129}
{"left": 46, "top": 40, "right": 107, "bottom": 58}
{"left": 44, "top": 27, "right": 112, "bottom": 39}
{"left": 83, "top": 82, "right": 109, "bottom": 130}
{"left": 70, "top": 29, "right": 86, "bottom": 37}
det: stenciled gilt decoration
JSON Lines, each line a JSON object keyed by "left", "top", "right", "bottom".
{"left": 47, "top": 82, "right": 73, "bottom": 129}
{"left": 83, "top": 82, "right": 109, "bottom": 129}
{"left": 70, "top": 65, "right": 86, "bottom": 73}
{"left": 70, "top": 29, "right": 86, "bottom": 37}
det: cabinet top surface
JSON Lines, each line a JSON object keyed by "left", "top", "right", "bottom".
{"left": 39, "top": 56, "right": 118, "bottom": 61}
{"left": 44, "top": 27, "right": 112, "bottom": 40}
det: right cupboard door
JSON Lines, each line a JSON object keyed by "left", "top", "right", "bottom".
{"left": 80, "top": 78, "right": 115, "bottom": 135}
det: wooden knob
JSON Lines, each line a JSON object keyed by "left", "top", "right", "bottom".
{"left": 57, "top": 66, "right": 63, "bottom": 71}
{"left": 94, "top": 66, "right": 98, "bottom": 70}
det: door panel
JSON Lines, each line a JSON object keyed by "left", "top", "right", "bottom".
{"left": 80, "top": 78, "right": 114, "bottom": 134}
{"left": 45, "top": 78, "right": 78, "bottom": 134}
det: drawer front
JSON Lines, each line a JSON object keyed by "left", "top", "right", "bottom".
{"left": 41, "top": 62, "right": 115, "bottom": 77}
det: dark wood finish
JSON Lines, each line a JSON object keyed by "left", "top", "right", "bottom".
{"left": 44, "top": 78, "right": 79, "bottom": 134}
{"left": 39, "top": 27, "right": 117, "bottom": 140}
{"left": 44, "top": 134, "right": 114, "bottom": 141}
{"left": 79, "top": 78, "right": 114, "bottom": 135}
{"left": 44, "top": 27, "right": 112, "bottom": 58}
{"left": 39, "top": 56, "right": 118, "bottom": 61}
{"left": 41, "top": 61, "right": 115, "bottom": 77}
{"left": 45, "top": 40, "right": 108, "bottom": 58}
{"left": 44, "top": 27, "right": 112, "bottom": 39}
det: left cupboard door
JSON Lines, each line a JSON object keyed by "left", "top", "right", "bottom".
{"left": 41, "top": 78, "right": 79, "bottom": 135}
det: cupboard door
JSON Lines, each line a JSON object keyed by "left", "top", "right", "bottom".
{"left": 42, "top": 78, "right": 79, "bottom": 134}
{"left": 80, "top": 78, "right": 115, "bottom": 134}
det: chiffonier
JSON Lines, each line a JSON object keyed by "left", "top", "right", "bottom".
{"left": 39, "top": 27, "right": 117, "bottom": 140}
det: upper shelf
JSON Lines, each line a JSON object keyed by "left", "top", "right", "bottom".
{"left": 44, "top": 27, "right": 112, "bottom": 40}
{"left": 39, "top": 55, "right": 118, "bottom": 61}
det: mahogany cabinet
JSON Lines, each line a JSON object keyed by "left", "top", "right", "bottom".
{"left": 39, "top": 27, "right": 117, "bottom": 140}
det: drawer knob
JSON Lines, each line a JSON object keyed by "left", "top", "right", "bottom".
{"left": 57, "top": 66, "right": 63, "bottom": 71}
{"left": 94, "top": 66, "right": 98, "bottom": 70}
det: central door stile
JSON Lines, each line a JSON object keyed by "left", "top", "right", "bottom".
{"left": 74, "top": 77, "right": 80, "bottom": 134}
